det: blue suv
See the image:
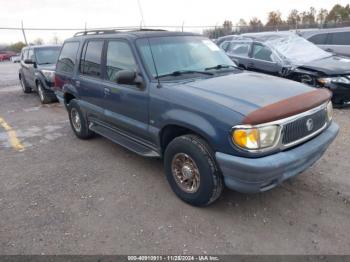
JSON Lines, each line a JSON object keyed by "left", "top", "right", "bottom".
{"left": 54, "top": 30, "right": 339, "bottom": 206}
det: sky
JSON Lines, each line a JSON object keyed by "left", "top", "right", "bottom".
{"left": 0, "top": 0, "right": 349, "bottom": 44}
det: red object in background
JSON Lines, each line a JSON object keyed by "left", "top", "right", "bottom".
{"left": 0, "top": 51, "right": 17, "bottom": 61}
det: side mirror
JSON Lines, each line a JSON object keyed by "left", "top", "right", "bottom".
{"left": 115, "top": 70, "right": 143, "bottom": 86}
{"left": 24, "top": 59, "right": 35, "bottom": 65}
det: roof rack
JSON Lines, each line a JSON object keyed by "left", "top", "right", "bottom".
{"left": 74, "top": 28, "right": 167, "bottom": 37}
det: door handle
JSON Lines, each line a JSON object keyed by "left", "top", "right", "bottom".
{"left": 247, "top": 62, "right": 254, "bottom": 68}
{"left": 104, "top": 87, "right": 111, "bottom": 96}
{"left": 325, "top": 48, "right": 333, "bottom": 52}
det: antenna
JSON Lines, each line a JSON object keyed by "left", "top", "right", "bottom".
{"left": 137, "top": 0, "right": 146, "bottom": 27}
{"left": 146, "top": 38, "right": 161, "bottom": 88}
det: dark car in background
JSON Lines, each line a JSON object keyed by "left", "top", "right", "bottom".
{"left": 19, "top": 45, "right": 61, "bottom": 103}
{"left": 217, "top": 32, "right": 350, "bottom": 106}
{"left": 54, "top": 30, "right": 338, "bottom": 206}
{"left": 297, "top": 27, "right": 350, "bottom": 57}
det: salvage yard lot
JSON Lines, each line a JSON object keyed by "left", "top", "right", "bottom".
{"left": 0, "top": 61, "right": 349, "bottom": 254}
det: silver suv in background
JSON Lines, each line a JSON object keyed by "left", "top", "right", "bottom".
{"left": 298, "top": 27, "right": 350, "bottom": 57}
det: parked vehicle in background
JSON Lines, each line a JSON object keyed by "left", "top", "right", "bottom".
{"left": 297, "top": 27, "right": 350, "bottom": 57}
{"left": 19, "top": 45, "right": 61, "bottom": 104}
{"left": 54, "top": 30, "right": 338, "bottom": 206}
{"left": 217, "top": 32, "right": 350, "bottom": 106}
{"left": 0, "top": 51, "right": 16, "bottom": 61}
{"left": 10, "top": 54, "right": 21, "bottom": 63}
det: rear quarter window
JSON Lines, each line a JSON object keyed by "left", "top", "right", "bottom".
{"left": 56, "top": 41, "right": 80, "bottom": 75}
{"left": 308, "top": 33, "right": 328, "bottom": 45}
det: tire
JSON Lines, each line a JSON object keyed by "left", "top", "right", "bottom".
{"left": 164, "top": 134, "right": 223, "bottom": 206}
{"left": 20, "top": 75, "right": 31, "bottom": 93}
{"left": 67, "top": 99, "right": 94, "bottom": 139}
{"left": 37, "top": 81, "right": 53, "bottom": 104}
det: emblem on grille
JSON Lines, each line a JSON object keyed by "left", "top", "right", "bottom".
{"left": 306, "top": 118, "right": 314, "bottom": 132}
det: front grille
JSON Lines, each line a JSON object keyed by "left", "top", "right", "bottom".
{"left": 282, "top": 109, "right": 327, "bottom": 145}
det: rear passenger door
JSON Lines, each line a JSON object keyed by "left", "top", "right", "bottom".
{"left": 326, "top": 32, "right": 350, "bottom": 57}
{"left": 221, "top": 41, "right": 252, "bottom": 68}
{"left": 77, "top": 40, "right": 105, "bottom": 119}
{"left": 100, "top": 39, "right": 150, "bottom": 141}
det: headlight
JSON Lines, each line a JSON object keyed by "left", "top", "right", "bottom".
{"left": 318, "top": 77, "right": 350, "bottom": 86}
{"left": 41, "top": 70, "right": 55, "bottom": 82}
{"left": 326, "top": 101, "right": 333, "bottom": 122}
{"left": 232, "top": 125, "right": 279, "bottom": 151}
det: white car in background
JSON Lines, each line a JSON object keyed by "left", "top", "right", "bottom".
{"left": 10, "top": 54, "right": 21, "bottom": 63}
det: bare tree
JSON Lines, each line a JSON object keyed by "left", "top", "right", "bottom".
{"left": 33, "top": 38, "right": 44, "bottom": 45}
{"left": 287, "top": 9, "right": 301, "bottom": 29}
{"left": 266, "top": 11, "right": 283, "bottom": 30}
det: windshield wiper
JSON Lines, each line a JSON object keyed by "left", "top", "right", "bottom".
{"left": 205, "top": 64, "right": 237, "bottom": 71}
{"left": 155, "top": 70, "right": 214, "bottom": 79}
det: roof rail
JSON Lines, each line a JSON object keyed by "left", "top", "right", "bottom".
{"left": 74, "top": 28, "right": 167, "bottom": 37}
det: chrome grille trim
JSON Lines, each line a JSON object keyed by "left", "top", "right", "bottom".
{"left": 232, "top": 102, "right": 330, "bottom": 154}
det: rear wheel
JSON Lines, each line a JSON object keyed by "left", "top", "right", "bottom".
{"left": 20, "top": 75, "right": 31, "bottom": 93}
{"left": 164, "top": 134, "right": 223, "bottom": 206}
{"left": 68, "top": 99, "right": 94, "bottom": 139}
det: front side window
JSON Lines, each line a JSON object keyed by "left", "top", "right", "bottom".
{"left": 137, "top": 36, "right": 235, "bottom": 79}
{"left": 21, "top": 50, "right": 28, "bottom": 61}
{"left": 35, "top": 47, "right": 61, "bottom": 65}
{"left": 106, "top": 41, "right": 137, "bottom": 82}
{"left": 80, "top": 40, "right": 104, "bottom": 78}
{"left": 56, "top": 42, "right": 79, "bottom": 74}
{"left": 28, "top": 49, "right": 34, "bottom": 60}
{"left": 329, "top": 32, "right": 350, "bottom": 45}
{"left": 252, "top": 43, "right": 274, "bottom": 62}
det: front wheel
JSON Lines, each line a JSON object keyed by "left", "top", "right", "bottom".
{"left": 20, "top": 75, "right": 31, "bottom": 93}
{"left": 37, "top": 81, "right": 53, "bottom": 104}
{"left": 164, "top": 134, "right": 223, "bottom": 206}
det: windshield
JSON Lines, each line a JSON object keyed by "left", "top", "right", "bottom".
{"left": 136, "top": 36, "right": 235, "bottom": 79}
{"left": 35, "top": 47, "right": 61, "bottom": 65}
{"left": 265, "top": 34, "right": 331, "bottom": 65}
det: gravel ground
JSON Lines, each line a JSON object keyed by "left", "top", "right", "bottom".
{"left": 0, "top": 61, "right": 349, "bottom": 255}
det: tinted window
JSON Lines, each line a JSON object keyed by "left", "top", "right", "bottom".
{"left": 226, "top": 42, "right": 251, "bottom": 57}
{"left": 106, "top": 41, "right": 137, "bottom": 82}
{"left": 252, "top": 44, "right": 274, "bottom": 62}
{"left": 329, "top": 32, "right": 350, "bottom": 45}
{"left": 308, "top": 33, "right": 328, "bottom": 45}
{"left": 56, "top": 42, "right": 79, "bottom": 74}
{"left": 80, "top": 40, "right": 104, "bottom": 78}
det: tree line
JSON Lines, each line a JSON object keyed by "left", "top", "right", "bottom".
{"left": 205, "top": 4, "right": 350, "bottom": 38}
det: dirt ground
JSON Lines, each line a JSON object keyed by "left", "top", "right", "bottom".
{"left": 0, "top": 61, "right": 349, "bottom": 255}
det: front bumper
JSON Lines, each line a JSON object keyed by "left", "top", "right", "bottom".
{"left": 216, "top": 122, "right": 339, "bottom": 193}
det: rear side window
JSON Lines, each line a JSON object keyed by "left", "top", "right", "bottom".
{"left": 105, "top": 41, "right": 137, "bottom": 82}
{"left": 308, "top": 33, "right": 328, "bottom": 45}
{"left": 56, "top": 42, "right": 79, "bottom": 75}
{"left": 328, "top": 32, "right": 350, "bottom": 45}
{"left": 80, "top": 40, "right": 104, "bottom": 78}
{"left": 226, "top": 42, "right": 251, "bottom": 57}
